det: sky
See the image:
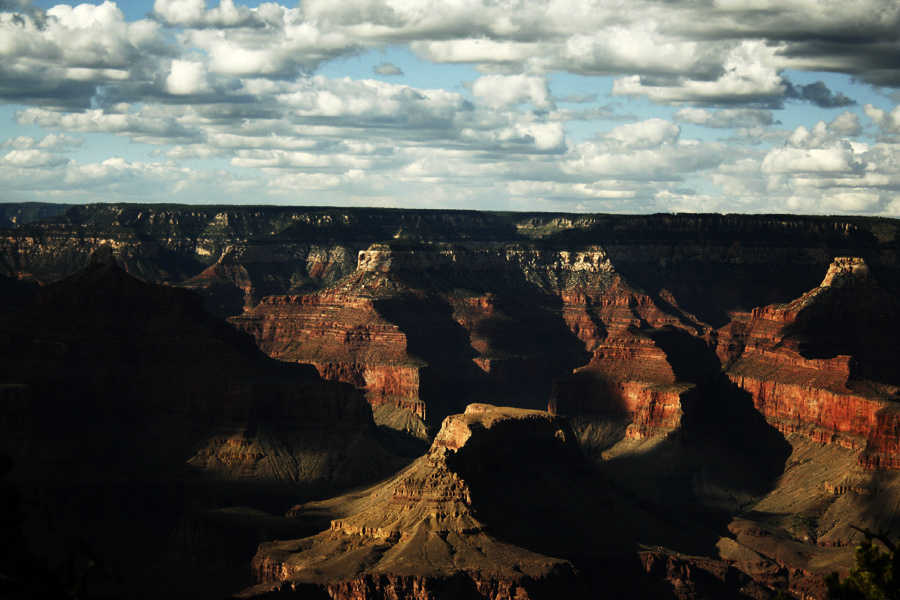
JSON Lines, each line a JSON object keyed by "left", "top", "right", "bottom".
{"left": 1, "top": 0, "right": 900, "bottom": 214}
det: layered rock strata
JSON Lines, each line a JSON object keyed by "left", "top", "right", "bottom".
{"left": 551, "top": 277, "right": 707, "bottom": 439}
{"left": 719, "top": 257, "right": 900, "bottom": 467}
{"left": 240, "top": 404, "right": 753, "bottom": 600}
{"left": 231, "top": 245, "right": 613, "bottom": 422}
{"left": 0, "top": 247, "right": 371, "bottom": 425}
{"left": 7, "top": 205, "right": 900, "bottom": 333}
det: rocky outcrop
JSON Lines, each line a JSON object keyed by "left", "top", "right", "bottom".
{"left": 178, "top": 244, "right": 360, "bottom": 318}
{"left": 0, "top": 247, "right": 372, "bottom": 426}
{"left": 232, "top": 291, "right": 426, "bottom": 417}
{"left": 240, "top": 405, "right": 587, "bottom": 599}
{"left": 238, "top": 404, "right": 752, "bottom": 600}
{"left": 551, "top": 277, "right": 708, "bottom": 439}
{"left": 0, "top": 202, "right": 71, "bottom": 228}
{"left": 230, "top": 244, "right": 608, "bottom": 423}
{"left": 719, "top": 257, "right": 900, "bottom": 466}
{"left": 6, "top": 205, "right": 900, "bottom": 333}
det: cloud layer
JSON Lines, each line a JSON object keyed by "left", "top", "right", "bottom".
{"left": 1, "top": 0, "right": 900, "bottom": 213}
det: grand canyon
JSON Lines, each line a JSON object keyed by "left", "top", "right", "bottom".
{"left": 3, "top": 202, "right": 900, "bottom": 599}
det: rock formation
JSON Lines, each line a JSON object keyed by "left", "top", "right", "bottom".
{"left": 229, "top": 244, "right": 603, "bottom": 424}
{"left": 718, "top": 257, "right": 900, "bottom": 467}
{"left": 0, "top": 248, "right": 408, "bottom": 598}
{"left": 551, "top": 275, "right": 709, "bottom": 439}
{"left": 5, "top": 205, "right": 900, "bottom": 598}
{"left": 239, "top": 404, "right": 769, "bottom": 600}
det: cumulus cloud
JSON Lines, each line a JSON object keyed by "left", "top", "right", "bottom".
{"left": 558, "top": 21, "right": 707, "bottom": 77}
{"left": 165, "top": 59, "right": 212, "bottom": 95}
{"left": 152, "top": 0, "right": 271, "bottom": 28}
{"left": 0, "top": 2, "right": 169, "bottom": 107}
{"left": 786, "top": 121, "right": 833, "bottom": 149}
{"left": 3, "top": 134, "right": 85, "bottom": 151}
{"left": 3, "top": 0, "right": 900, "bottom": 213}
{"left": 412, "top": 39, "right": 541, "bottom": 67}
{"left": 864, "top": 104, "right": 886, "bottom": 125}
{"left": 611, "top": 41, "right": 787, "bottom": 106}
{"left": 828, "top": 111, "right": 863, "bottom": 136}
{"left": 1, "top": 149, "right": 71, "bottom": 168}
{"left": 15, "top": 107, "right": 202, "bottom": 145}
{"left": 602, "top": 119, "right": 680, "bottom": 150}
{"left": 470, "top": 74, "right": 552, "bottom": 109}
{"left": 183, "top": 11, "right": 359, "bottom": 77}
{"left": 762, "top": 144, "right": 857, "bottom": 174}
{"left": 884, "top": 106, "right": 900, "bottom": 135}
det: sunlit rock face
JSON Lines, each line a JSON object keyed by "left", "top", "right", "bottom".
{"left": 719, "top": 257, "right": 900, "bottom": 467}
{"left": 229, "top": 244, "right": 623, "bottom": 424}
{"left": 239, "top": 404, "right": 756, "bottom": 600}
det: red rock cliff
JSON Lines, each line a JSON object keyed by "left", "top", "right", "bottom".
{"left": 719, "top": 257, "right": 900, "bottom": 466}
{"left": 551, "top": 276, "right": 707, "bottom": 439}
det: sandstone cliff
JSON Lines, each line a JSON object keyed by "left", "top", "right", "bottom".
{"left": 229, "top": 244, "right": 607, "bottom": 424}
{"left": 6, "top": 205, "right": 900, "bottom": 598}
{"left": 239, "top": 404, "right": 769, "bottom": 600}
{"left": 4, "top": 205, "right": 899, "bottom": 325}
{"left": 719, "top": 257, "right": 900, "bottom": 468}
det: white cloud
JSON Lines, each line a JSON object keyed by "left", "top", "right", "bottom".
{"left": 864, "top": 103, "right": 885, "bottom": 125}
{"left": 412, "top": 39, "right": 541, "bottom": 66}
{"left": 15, "top": 107, "right": 200, "bottom": 145}
{"left": 602, "top": 118, "right": 680, "bottom": 149}
{"left": 762, "top": 145, "right": 856, "bottom": 173}
{"left": 786, "top": 121, "right": 832, "bottom": 149}
{"left": 4, "top": 0, "right": 900, "bottom": 214}
{"left": 184, "top": 12, "right": 358, "bottom": 77}
{"left": 153, "top": 0, "right": 267, "bottom": 28}
{"left": 166, "top": 59, "right": 212, "bottom": 95}
{"left": 461, "top": 119, "right": 566, "bottom": 152}
{"left": 828, "top": 111, "right": 862, "bottom": 136}
{"left": 565, "top": 136, "right": 725, "bottom": 181}
{"left": 373, "top": 61, "right": 403, "bottom": 76}
{"left": 559, "top": 21, "right": 703, "bottom": 76}
{"left": 1, "top": 149, "right": 71, "bottom": 168}
{"left": 3, "top": 134, "right": 85, "bottom": 151}
{"left": 470, "top": 74, "right": 552, "bottom": 109}
{"left": 885, "top": 106, "right": 900, "bottom": 135}
{"left": 612, "top": 41, "right": 786, "bottom": 105}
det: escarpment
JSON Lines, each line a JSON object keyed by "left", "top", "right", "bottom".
{"left": 0, "top": 247, "right": 372, "bottom": 426}
{"left": 719, "top": 257, "right": 900, "bottom": 468}
{"left": 230, "top": 245, "right": 607, "bottom": 424}
{"left": 8, "top": 205, "right": 900, "bottom": 598}
{"left": 551, "top": 275, "right": 710, "bottom": 439}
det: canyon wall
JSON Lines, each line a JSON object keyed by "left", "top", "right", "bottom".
{"left": 717, "top": 257, "right": 900, "bottom": 468}
{"left": 6, "top": 205, "right": 900, "bottom": 598}
{"left": 5, "top": 204, "right": 900, "bottom": 463}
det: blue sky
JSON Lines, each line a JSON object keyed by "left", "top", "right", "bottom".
{"left": 2, "top": 0, "right": 900, "bottom": 214}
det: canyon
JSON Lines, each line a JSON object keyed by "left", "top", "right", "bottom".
{"left": 2, "top": 203, "right": 900, "bottom": 598}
